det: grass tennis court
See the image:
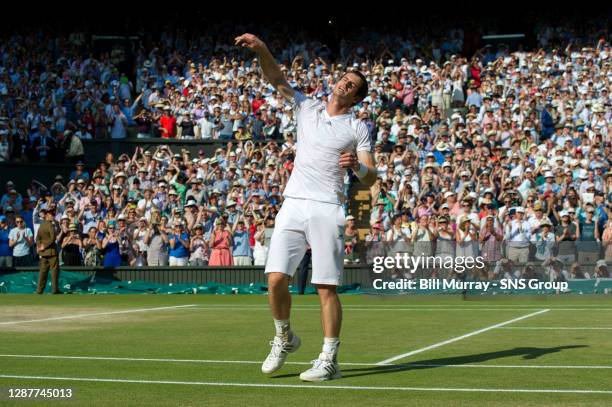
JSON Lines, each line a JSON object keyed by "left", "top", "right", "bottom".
{"left": 1, "top": 294, "right": 611, "bottom": 406}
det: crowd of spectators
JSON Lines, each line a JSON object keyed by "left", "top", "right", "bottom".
{"left": 0, "top": 20, "right": 611, "bottom": 281}
{"left": 0, "top": 142, "right": 286, "bottom": 268}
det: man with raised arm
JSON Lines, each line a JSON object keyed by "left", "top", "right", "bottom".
{"left": 235, "top": 33, "right": 376, "bottom": 381}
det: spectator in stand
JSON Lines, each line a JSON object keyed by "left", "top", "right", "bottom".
{"left": 159, "top": 108, "right": 177, "bottom": 139}
{"left": 0, "top": 216, "right": 12, "bottom": 268}
{"left": 101, "top": 221, "right": 122, "bottom": 268}
{"left": 109, "top": 103, "right": 128, "bottom": 140}
{"left": 64, "top": 131, "right": 85, "bottom": 164}
{"left": 61, "top": 223, "right": 83, "bottom": 266}
{"left": 189, "top": 224, "right": 208, "bottom": 266}
{"left": 344, "top": 215, "right": 360, "bottom": 264}
{"left": 145, "top": 220, "right": 169, "bottom": 266}
{"left": 30, "top": 123, "right": 56, "bottom": 162}
{"left": 252, "top": 219, "right": 268, "bottom": 266}
{"left": 555, "top": 210, "right": 578, "bottom": 265}
{"left": 231, "top": 216, "right": 252, "bottom": 266}
{"left": 9, "top": 216, "right": 34, "bottom": 266}
{"left": 209, "top": 217, "right": 233, "bottom": 266}
{"left": 168, "top": 222, "right": 190, "bottom": 266}
{"left": 83, "top": 226, "right": 100, "bottom": 266}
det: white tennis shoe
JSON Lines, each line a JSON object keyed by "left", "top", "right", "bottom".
{"left": 299, "top": 352, "right": 342, "bottom": 381}
{"left": 261, "top": 333, "right": 301, "bottom": 374}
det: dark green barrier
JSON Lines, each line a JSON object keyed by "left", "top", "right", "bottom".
{"left": 1, "top": 267, "right": 610, "bottom": 295}
{"left": 4, "top": 265, "right": 370, "bottom": 289}
{"left": 0, "top": 271, "right": 362, "bottom": 295}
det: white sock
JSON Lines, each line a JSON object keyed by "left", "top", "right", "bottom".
{"left": 274, "top": 319, "right": 291, "bottom": 340}
{"left": 322, "top": 337, "right": 340, "bottom": 360}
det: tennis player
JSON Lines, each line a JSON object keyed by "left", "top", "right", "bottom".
{"left": 235, "top": 33, "right": 376, "bottom": 381}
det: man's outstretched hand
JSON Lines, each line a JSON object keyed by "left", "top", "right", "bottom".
{"left": 235, "top": 33, "right": 295, "bottom": 105}
{"left": 235, "top": 34, "right": 266, "bottom": 53}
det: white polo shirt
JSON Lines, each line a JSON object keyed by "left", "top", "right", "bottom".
{"left": 283, "top": 92, "right": 371, "bottom": 205}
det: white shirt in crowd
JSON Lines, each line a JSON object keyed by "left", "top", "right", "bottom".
{"left": 9, "top": 226, "right": 33, "bottom": 257}
{"left": 504, "top": 218, "right": 532, "bottom": 248}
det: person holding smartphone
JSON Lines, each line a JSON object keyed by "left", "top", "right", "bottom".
{"left": 61, "top": 223, "right": 83, "bottom": 266}
{"left": 168, "top": 222, "right": 190, "bottom": 266}
{"left": 101, "top": 222, "right": 122, "bottom": 268}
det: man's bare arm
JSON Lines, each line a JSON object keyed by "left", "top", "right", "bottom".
{"left": 235, "top": 33, "right": 295, "bottom": 101}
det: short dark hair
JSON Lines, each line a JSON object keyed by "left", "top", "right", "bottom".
{"left": 344, "top": 71, "right": 368, "bottom": 106}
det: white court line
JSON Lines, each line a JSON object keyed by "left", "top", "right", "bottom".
{"left": 1, "top": 354, "right": 612, "bottom": 369}
{"left": 377, "top": 309, "right": 550, "bottom": 365}
{"left": 528, "top": 309, "right": 612, "bottom": 311}
{"left": 193, "top": 306, "right": 612, "bottom": 311}
{"left": 197, "top": 307, "right": 533, "bottom": 311}
{"left": 192, "top": 303, "right": 612, "bottom": 310}
{"left": 0, "top": 374, "right": 611, "bottom": 394}
{"left": 0, "top": 304, "right": 197, "bottom": 325}
{"left": 502, "top": 327, "right": 612, "bottom": 330}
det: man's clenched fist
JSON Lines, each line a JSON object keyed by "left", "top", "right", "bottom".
{"left": 235, "top": 34, "right": 266, "bottom": 53}
{"left": 339, "top": 151, "right": 359, "bottom": 171}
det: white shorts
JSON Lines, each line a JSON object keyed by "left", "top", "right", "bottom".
{"left": 233, "top": 256, "right": 253, "bottom": 266}
{"left": 265, "top": 197, "right": 345, "bottom": 286}
{"left": 169, "top": 256, "right": 188, "bottom": 266}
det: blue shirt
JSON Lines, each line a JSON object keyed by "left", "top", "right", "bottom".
{"left": 227, "top": 211, "right": 239, "bottom": 225}
{"left": 169, "top": 232, "right": 189, "bottom": 258}
{"left": 120, "top": 105, "right": 137, "bottom": 126}
{"left": 0, "top": 227, "right": 12, "bottom": 256}
{"left": 212, "top": 179, "right": 229, "bottom": 194}
{"left": 83, "top": 211, "right": 100, "bottom": 233}
{"left": 20, "top": 209, "right": 33, "bottom": 231}
{"left": 70, "top": 171, "right": 90, "bottom": 182}
{"left": 537, "top": 182, "right": 560, "bottom": 195}
{"left": 232, "top": 230, "right": 252, "bottom": 257}
{"left": 466, "top": 92, "right": 483, "bottom": 108}
{"left": 202, "top": 218, "right": 215, "bottom": 241}
{"left": 219, "top": 116, "right": 234, "bottom": 137}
